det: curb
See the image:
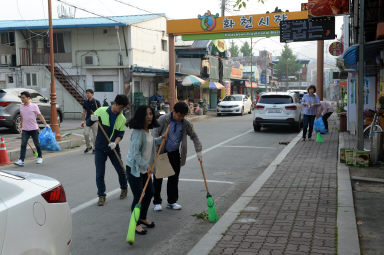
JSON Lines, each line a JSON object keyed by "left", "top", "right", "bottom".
{"left": 337, "top": 134, "right": 361, "bottom": 255}
{"left": 7, "top": 135, "right": 84, "bottom": 162}
{"left": 187, "top": 130, "right": 303, "bottom": 255}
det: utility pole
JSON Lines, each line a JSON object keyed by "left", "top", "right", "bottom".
{"left": 250, "top": 37, "right": 253, "bottom": 105}
{"left": 48, "top": 0, "right": 61, "bottom": 141}
{"left": 316, "top": 40, "right": 324, "bottom": 100}
{"left": 168, "top": 34, "right": 176, "bottom": 110}
{"left": 221, "top": 0, "right": 225, "bottom": 17}
{"left": 286, "top": 61, "right": 289, "bottom": 91}
{"left": 357, "top": 0, "right": 365, "bottom": 150}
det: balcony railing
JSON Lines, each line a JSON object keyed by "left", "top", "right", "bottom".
{"left": 19, "top": 48, "right": 71, "bottom": 66}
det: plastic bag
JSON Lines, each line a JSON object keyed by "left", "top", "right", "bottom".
{"left": 314, "top": 117, "right": 326, "bottom": 134}
{"left": 39, "top": 127, "right": 61, "bottom": 151}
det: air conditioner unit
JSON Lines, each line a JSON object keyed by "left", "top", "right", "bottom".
{"left": 175, "top": 63, "right": 182, "bottom": 73}
{"left": 83, "top": 55, "right": 99, "bottom": 66}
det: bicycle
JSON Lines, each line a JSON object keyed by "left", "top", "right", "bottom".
{"left": 363, "top": 110, "right": 383, "bottom": 151}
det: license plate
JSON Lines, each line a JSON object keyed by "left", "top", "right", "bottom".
{"left": 268, "top": 109, "right": 282, "bottom": 113}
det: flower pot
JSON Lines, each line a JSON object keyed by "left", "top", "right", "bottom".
{"left": 339, "top": 112, "right": 347, "bottom": 132}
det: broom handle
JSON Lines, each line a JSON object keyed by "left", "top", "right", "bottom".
{"left": 96, "top": 121, "right": 126, "bottom": 173}
{"left": 199, "top": 160, "right": 210, "bottom": 194}
{"left": 138, "top": 124, "right": 170, "bottom": 204}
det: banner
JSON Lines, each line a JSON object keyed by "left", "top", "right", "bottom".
{"left": 280, "top": 17, "right": 335, "bottom": 43}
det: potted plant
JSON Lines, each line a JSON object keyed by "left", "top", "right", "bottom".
{"left": 363, "top": 109, "right": 375, "bottom": 126}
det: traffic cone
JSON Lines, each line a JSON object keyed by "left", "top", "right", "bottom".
{"left": 0, "top": 137, "right": 11, "bottom": 165}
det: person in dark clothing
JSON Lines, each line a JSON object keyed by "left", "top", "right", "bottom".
{"left": 89, "top": 94, "right": 129, "bottom": 206}
{"left": 81, "top": 89, "right": 101, "bottom": 153}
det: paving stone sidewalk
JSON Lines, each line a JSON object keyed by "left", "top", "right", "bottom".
{"left": 211, "top": 121, "right": 339, "bottom": 255}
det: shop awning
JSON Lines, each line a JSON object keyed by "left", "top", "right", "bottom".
{"left": 245, "top": 81, "right": 258, "bottom": 88}
{"left": 202, "top": 81, "right": 224, "bottom": 90}
{"left": 181, "top": 75, "right": 206, "bottom": 86}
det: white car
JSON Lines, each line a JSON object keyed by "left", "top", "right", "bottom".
{"left": 253, "top": 92, "right": 302, "bottom": 132}
{"left": 0, "top": 170, "right": 72, "bottom": 255}
{"left": 217, "top": 94, "right": 252, "bottom": 116}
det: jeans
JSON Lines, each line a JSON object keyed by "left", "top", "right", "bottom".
{"left": 303, "top": 114, "right": 316, "bottom": 139}
{"left": 94, "top": 147, "right": 127, "bottom": 197}
{"left": 127, "top": 167, "right": 153, "bottom": 220}
{"left": 153, "top": 150, "right": 181, "bottom": 205}
{"left": 322, "top": 112, "right": 333, "bottom": 131}
{"left": 20, "top": 130, "right": 42, "bottom": 161}
{"left": 84, "top": 122, "right": 98, "bottom": 149}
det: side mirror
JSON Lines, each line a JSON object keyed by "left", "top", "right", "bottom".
{"left": 40, "top": 98, "right": 49, "bottom": 103}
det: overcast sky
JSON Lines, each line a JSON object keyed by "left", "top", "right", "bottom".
{"left": 0, "top": 0, "right": 344, "bottom": 68}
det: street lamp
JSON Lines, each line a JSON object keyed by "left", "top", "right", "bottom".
{"left": 250, "top": 37, "right": 268, "bottom": 105}
{"left": 48, "top": 0, "right": 61, "bottom": 141}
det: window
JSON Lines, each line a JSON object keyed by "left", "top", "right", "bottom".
{"left": 45, "top": 32, "right": 71, "bottom": 53}
{"left": 25, "top": 73, "right": 38, "bottom": 86}
{"left": 259, "top": 95, "right": 293, "bottom": 104}
{"left": 94, "top": 81, "right": 113, "bottom": 92}
{"left": 8, "top": 75, "right": 13, "bottom": 83}
{"left": 161, "top": 39, "right": 168, "bottom": 52}
{"left": 0, "top": 32, "right": 14, "bottom": 45}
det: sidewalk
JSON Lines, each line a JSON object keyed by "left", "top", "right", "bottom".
{"left": 189, "top": 117, "right": 359, "bottom": 255}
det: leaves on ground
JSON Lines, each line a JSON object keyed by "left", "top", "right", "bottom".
{"left": 192, "top": 212, "right": 209, "bottom": 221}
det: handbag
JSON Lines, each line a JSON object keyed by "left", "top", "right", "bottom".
{"left": 155, "top": 153, "right": 175, "bottom": 179}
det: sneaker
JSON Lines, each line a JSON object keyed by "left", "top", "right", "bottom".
{"left": 14, "top": 159, "right": 24, "bottom": 167}
{"left": 36, "top": 157, "right": 43, "bottom": 164}
{"left": 302, "top": 138, "right": 306, "bottom": 142}
{"left": 120, "top": 189, "right": 128, "bottom": 199}
{"left": 92, "top": 149, "right": 95, "bottom": 154}
{"left": 167, "top": 203, "right": 182, "bottom": 210}
{"left": 84, "top": 147, "right": 92, "bottom": 153}
{"left": 97, "top": 196, "right": 106, "bottom": 206}
{"left": 153, "top": 204, "right": 162, "bottom": 211}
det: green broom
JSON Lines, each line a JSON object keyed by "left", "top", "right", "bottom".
{"left": 316, "top": 119, "right": 324, "bottom": 143}
{"left": 126, "top": 125, "right": 170, "bottom": 245}
{"left": 199, "top": 160, "right": 218, "bottom": 223}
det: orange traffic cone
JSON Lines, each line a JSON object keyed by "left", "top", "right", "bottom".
{"left": 0, "top": 137, "right": 11, "bottom": 165}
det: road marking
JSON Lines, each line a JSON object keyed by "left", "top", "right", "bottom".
{"left": 221, "top": 145, "right": 275, "bottom": 149}
{"left": 71, "top": 129, "right": 251, "bottom": 214}
{"left": 165, "top": 178, "right": 234, "bottom": 185}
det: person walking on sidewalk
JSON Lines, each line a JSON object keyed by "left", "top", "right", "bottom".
{"left": 317, "top": 101, "right": 334, "bottom": 132}
{"left": 81, "top": 89, "right": 101, "bottom": 154}
{"left": 301, "top": 85, "right": 320, "bottom": 141}
{"left": 89, "top": 94, "right": 128, "bottom": 206}
{"left": 14, "top": 91, "right": 49, "bottom": 166}
{"left": 152, "top": 102, "right": 202, "bottom": 211}
{"left": 126, "top": 105, "right": 164, "bottom": 235}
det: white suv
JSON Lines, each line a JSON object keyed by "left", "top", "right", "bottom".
{"left": 253, "top": 92, "right": 302, "bottom": 132}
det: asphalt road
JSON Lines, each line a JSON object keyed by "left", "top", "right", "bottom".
{"left": 1, "top": 113, "right": 298, "bottom": 255}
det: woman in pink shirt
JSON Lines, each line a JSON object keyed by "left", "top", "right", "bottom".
{"left": 317, "top": 101, "right": 334, "bottom": 132}
{"left": 14, "top": 91, "right": 49, "bottom": 166}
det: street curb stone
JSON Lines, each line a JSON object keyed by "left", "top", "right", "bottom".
{"left": 337, "top": 134, "right": 361, "bottom": 255}
{"left": 187, "top": 130, "right": 303, "bottom": 255}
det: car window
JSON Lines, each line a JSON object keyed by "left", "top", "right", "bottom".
{"left": 0, "top": 90, "right": 6, "bottom": 99}
{"left": 31, "top": 93, "right": 44, "bottom": 103}
{"left": 223, "top": 95, "right": 242, "bottom": 101}
{"left": 259, "top": 95, "right": 293, "bottom": 104}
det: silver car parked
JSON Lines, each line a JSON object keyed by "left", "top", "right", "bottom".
{"left": 0, "top": 88, "right": 63, "bottom": 132}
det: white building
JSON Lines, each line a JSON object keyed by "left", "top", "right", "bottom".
{"left": 0, "top": 14, "right": 169, "bottom": 119}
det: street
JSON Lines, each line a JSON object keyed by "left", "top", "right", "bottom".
{"left": 1, "top": 114, "right": 298, "bottom": 254}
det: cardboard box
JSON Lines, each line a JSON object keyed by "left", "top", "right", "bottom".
{"left": 340, "top": 148, "right": 346, "bottom": 163}
{"left": 353, "top": 151, "right": 370, "bottom": 167}
{"left": 345, "top": 149, "right": 354, "bottom": 166}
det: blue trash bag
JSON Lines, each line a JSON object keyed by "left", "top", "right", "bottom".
{"left": 314, "top": 117, "right": 326, "bottom": 134}
{"left": 39, "top": 127, "right": 61, "bottom": 151}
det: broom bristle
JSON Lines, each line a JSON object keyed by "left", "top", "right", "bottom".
{"left": 126, "top": 206, "right": 140, "bottom": 245}
{"left": 207, "top": 196, "right": 219, "bottom": 223}
{"left": 316, "top": 132, "right": 324, "bottom": 143}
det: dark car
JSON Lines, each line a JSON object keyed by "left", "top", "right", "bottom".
{"left": 0, "top": 88, "right": 63, "bottom": 132}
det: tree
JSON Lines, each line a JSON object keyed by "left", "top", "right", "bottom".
{"left": 234, "top": 0, "right": 264, "bottom": 10}
{"left": 240, "top": 41, "right": 251, "bottom": 57}
{"left": 274, "top": 44, "right": 302, "bottom": 81}
{"left": 228, "top": 40, "right": 239, "bottom": 57}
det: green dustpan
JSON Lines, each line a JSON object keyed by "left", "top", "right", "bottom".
{"left": 207, "top": 194, "right": 218, "bottom": 223}
{"left": 316, "top": 132, "right": 324, "bottom": 143}
{"left": 126, "top": 203, "right": 141, "bottom": 245}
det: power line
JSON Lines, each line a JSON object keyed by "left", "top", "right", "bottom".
{"left": 56, "top": 0, "right": 165, "bottom": 33}
{"left": 112, "top": 0, "right": 158, "bottom": 16}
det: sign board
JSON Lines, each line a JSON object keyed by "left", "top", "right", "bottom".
{"left": 329, "top": 41, "right": 344, "bottom": 56}
{"left": 280, "top": 17, "right": 335, "bottom": 43}
{"left": 182, "top": 30, "right": 280, "bottom": 41}
{"left": 167, "top": 11, "right": 308, "bottom": 35}
{"left": 308, "top": 0, "right": 349, "bottom": 17}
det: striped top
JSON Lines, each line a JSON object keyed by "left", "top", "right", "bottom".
{"left": 301, "top": 93, "right": 320, "bottom": 115}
